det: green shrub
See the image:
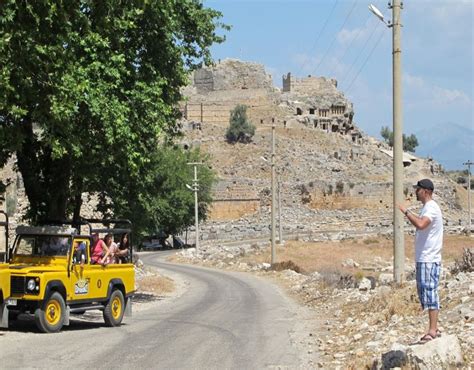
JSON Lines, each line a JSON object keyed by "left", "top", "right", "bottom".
{"left": 225, "top": 104, "right": 255, "bottom": 143}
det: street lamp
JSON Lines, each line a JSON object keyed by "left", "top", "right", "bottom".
{"left": 369, "top": 1, "right": 405, "bottom": 284}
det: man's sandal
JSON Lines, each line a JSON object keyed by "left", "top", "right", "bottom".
{"left": 419, "top": 333, "right": 436, "bottom": 344}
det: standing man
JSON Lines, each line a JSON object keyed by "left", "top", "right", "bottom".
{"left": 398, "top": 178, "right": 443, "bottom": 343}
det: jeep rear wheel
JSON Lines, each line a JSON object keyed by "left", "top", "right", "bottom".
{"left": 103, "top": 289, "right": 124, "bottom": 327}
{"left": 34, "top": 292, "right": 66, "bottom": 333}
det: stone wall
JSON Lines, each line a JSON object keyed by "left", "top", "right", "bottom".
{"left": 183, "top": 94, "right": 277, "bottom": 126}
{"left": 192, "top": 59, "right": 274, "bottom": 93}
{"left": 208, "top": 199, "right": 260, "bottom": 220}
{"left": 282, "top": 73, "right": 338, "bottom": 94}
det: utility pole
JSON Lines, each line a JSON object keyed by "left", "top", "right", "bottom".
{"left": 271, "top": 124, "right": 276, "bottom": 264}
{"left": 187, "top": 162, "right": 202, "bottom": 250}
{"left": 369, "top": 1, "right": 404, "bottom": 285}
{"left": 277, "top": 173, "right": 283, "bottom": 244}
{"left": 392, "top": 0, "right": 405, "bottom": 284}
{"left": 463, "top": 160, "right": 473, "bottom": 235}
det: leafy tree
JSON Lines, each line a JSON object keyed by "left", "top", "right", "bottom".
{"left": 380, "top": 126, "right": 419, "bottom": 152}
{"left": 0, "top": 1, "right": 228, "bottom": 228}
{"left": 107, "top": 145, "right": 217, "bottom": 240}
{"left": 404, "top": 134, "right": 419, "bottom": 152}
{"left": 380, "top": 126, "right": 394, "bottom": 147}
{"left": 225, "top": 105, "right": 255, "bottom": 143}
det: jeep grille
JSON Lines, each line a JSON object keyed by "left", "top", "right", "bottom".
{"left": 11, "top": 276, "right": 26, "bottom": 295}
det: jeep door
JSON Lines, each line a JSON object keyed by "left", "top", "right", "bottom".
{"left": 69, "top": 239, "right": 94, "bottom": 301}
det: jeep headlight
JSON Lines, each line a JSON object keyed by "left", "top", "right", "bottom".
{"left": 27, "top": 278, "right": 36, "bottom": 291}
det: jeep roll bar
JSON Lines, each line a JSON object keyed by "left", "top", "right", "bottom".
{"left": 0, "top": 210, "right": 8, "bottom": 262}
{"left": 38, "top": 218, "right": 134, "bottom": 262}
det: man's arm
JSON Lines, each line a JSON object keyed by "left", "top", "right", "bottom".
{"left": 398, "top": 204, "right": 431, "bottom": 230}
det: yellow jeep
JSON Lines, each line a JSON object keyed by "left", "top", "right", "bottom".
{"left": 0, "top": 211, "right": 10, "bottom": 326}
{"left": 0, "top": 219, "right": 135, "bottom": 333}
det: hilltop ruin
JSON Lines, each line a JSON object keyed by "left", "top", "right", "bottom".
{"left": 181, "top": 59, "right": 360, "bottom": 141}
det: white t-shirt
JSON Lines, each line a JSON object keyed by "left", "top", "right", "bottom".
{"left": 415, "top": 199, "right": 443, "bottom": 262}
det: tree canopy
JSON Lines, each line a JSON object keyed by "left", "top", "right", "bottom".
{"left": 380, "top": 126, "right": 419, "bottom": 152}
{"left": 0, "top": 1, "right": 227, "bottom": 235}
{"left": 225, "top": 105, "right": 255, "bottom": 144}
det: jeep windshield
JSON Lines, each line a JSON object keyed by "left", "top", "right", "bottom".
{"left": 14, "top": 235, "right": 71, "bottom": 257}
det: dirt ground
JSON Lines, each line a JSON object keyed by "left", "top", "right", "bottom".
{"left": 239, "top": 234, "right": 473, "bottom": 277}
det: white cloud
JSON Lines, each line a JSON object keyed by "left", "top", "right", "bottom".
{"left": 337, "top": 17, "right": 376, "bottom": 47}
{"left": 432, "top": 86, "right": 471, "bottom": 105}
{"left": 429, "top": 1, "right": 472, "bottom": 26}
{"left": 404, "top": 73, "right": 471, "bottom": 105}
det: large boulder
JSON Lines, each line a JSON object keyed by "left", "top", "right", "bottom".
{"left": 406, "top": 334, "right": 463, "bottom": 369}
{"left": 380, "top": 335, "right": 463, "bottom": 369}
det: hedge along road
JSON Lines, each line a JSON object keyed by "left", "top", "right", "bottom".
{"left": 0, "top": 252, "right": 319, "bottom": 369}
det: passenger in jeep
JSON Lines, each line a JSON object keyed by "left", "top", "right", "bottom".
{"left": 90, "top": 233, "right": 109, "bottom": 265}
{"left": 115, "top": 232, "right": 130, "bottom": 263}
{"left": 103, "top": 233, "right": 118, "bottom": 264}
{"left": 73, "top": 241, "right": 87, "bottom": 267}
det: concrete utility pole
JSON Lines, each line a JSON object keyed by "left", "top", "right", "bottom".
{"left": 187, "top": 162, "right": 202, "bottom": 250}
{"left": 271, "top": 124, "right": 276, "bottom": 264}
{"left": 391, "top": 0, "right": 405, "bottom": 284}
{"left": 369, "top": 1, "right": 404, "bottom": 284}
{"left": 463, "top": 160, "right": 473, "bottom": 235}
{"left": 277, "top": 173, "right": 283, "bottom": 244}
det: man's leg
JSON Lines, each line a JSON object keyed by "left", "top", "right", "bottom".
{"left": 428, "top": 309, "right": 438, "bottom": 337}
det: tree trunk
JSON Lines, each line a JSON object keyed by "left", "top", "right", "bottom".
{"left": 16, "top": 119, "right": 45, "bottom": 222}
{"left": 72, "top": 177, "right": 83, "bottom": 223}
{"left": 45, "top": 156, "right": 71, "bottom": 221}
{"left": 16, "top": 119, "right": 72, "bottom": 222}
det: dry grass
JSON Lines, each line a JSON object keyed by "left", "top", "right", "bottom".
{"left": 241, "top": 234, "right": 473, "bottom": 276}
{"left": 137, "top": 274, "right": 175, "bottom": 294}
{"left": 352, "top": 284, "right": 421, "bottom": 323}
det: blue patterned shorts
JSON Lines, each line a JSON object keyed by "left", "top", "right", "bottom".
{"left": 416, "top": 262, "right": 441, "bottom": 310}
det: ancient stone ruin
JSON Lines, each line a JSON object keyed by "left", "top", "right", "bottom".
{"left": 181, "top": 59, "right": 361, "bottom": 142}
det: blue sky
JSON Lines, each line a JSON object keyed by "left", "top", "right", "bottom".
{"left": 204, "top": 0, "right": 473, "bottom": 170}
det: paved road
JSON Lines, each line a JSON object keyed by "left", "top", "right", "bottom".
{"left": 0, "top": 252, "right": 316, "bottom": 369}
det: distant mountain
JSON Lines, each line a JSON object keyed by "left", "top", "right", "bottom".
{"left": 414, "top": 122, "right": 474, "bottom": 170}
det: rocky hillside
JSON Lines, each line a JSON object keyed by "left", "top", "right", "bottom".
{"left": 183, "top": 116, "right": 469, "bottom": 244}
{"left": 178, "top": 59, "right": 470, "bottom": 244}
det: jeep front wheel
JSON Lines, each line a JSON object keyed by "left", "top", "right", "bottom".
{"left": 34, "top": 292, "right": 66, "bottom": 333}
{"left": 103, "top": 289, "right": 124, "bottom": 327}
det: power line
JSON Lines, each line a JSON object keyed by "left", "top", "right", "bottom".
{"left": 297, "top": 0, "right": 339, "bottom": 76}
{"left": 340, "top": 19, "right": 382, "bottom": 87}
{"left": 311, "top": 0, "right": 358, "bottom": 76}
{"left": 345, "top": 27, "right": 387, "bottom": 94}
{"left": 327, "top": 11, "right": 372, "bottom": 78}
